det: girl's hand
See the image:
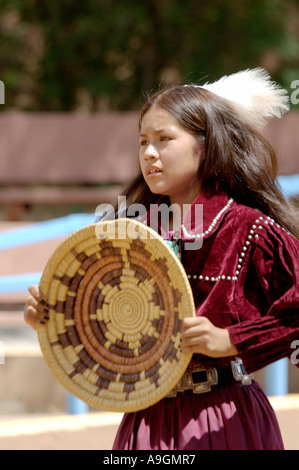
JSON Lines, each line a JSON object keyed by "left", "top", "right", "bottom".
{"left": 181, "top": 316, "right": 238, "bottom": 358}
{"left": 24, "top": 284, "right": 49, "bottom": 331}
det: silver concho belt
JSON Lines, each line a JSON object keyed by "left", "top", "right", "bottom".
{"left": 166, "top": 357, "right": 253, "bottom": 397}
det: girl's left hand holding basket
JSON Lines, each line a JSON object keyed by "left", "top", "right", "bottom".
{"left": 181, "top": 316, "right": 238, "bottom": 358}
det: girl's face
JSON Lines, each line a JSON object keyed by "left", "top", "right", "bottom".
{"left": 139, "top": 105, "right": 203, "bottom": 206}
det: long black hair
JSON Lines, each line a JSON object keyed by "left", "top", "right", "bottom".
{"left": 114, "top": 85, "right": 299, "bottom": 239}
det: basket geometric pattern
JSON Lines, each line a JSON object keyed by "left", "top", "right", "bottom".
{"left": 37, "top": 218, "right": 195, "bottom": 412}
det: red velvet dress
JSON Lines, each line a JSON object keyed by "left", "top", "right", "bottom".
{"left": 113, "top": 187, "right": 299, "bottom": 450}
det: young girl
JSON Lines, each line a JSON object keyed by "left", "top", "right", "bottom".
{"left": 25, "top": 69, "right": 299, "bottom": 450}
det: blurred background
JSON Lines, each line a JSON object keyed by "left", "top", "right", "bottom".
{"left": 0, "top": 0, "right": 299, "bottom": 449}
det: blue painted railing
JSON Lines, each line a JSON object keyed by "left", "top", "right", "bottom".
{"left": 0, "top": 212, "right": 95, "bottom": 414}
{"left": 0, "top": 213, "right": 95, "bottom": 292}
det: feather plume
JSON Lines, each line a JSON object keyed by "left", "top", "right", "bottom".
{"left": 201, "top": 67, "right": 289, "bottom": 128}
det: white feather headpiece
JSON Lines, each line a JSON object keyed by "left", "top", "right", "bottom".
{"left": 199, "top": 67, "right": 289, "bottom": 128}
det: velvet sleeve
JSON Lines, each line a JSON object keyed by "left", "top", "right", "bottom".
{"left": 227, "top": 222, "right": 299, "bottom": 373}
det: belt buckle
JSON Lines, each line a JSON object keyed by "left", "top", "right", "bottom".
{"left": 189, "top": 364, "right": 218, "bottom": 394}
{"left": 166, "top": 364, "right": 218, "bottom": 397}
{"left": 231, "top": 357, "right": 252, "bottom": 385}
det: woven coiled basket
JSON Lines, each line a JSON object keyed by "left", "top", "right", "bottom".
{"left": 37, "top": 218, "right": 195, "bottom": 412}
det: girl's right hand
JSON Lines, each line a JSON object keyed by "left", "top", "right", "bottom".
{"left": 24, "top": 284, "right": 50, "bottom": 331}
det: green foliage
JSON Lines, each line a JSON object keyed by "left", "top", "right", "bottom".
{"left": 0, "top": 0, "right": 298, "bottom": 111}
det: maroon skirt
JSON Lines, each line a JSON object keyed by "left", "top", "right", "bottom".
{"left": 112, "top": 381, "right": 284, "bottom": 450}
